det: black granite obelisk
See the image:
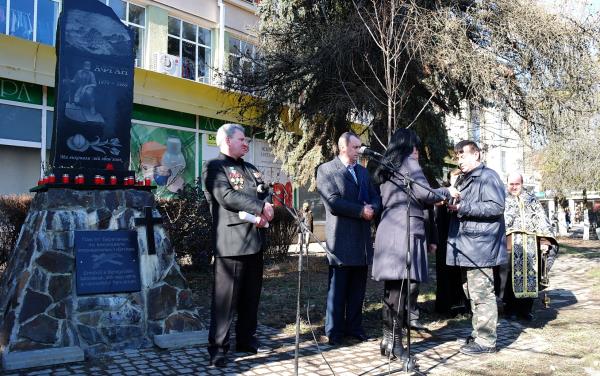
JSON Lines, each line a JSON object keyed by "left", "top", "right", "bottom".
{"left": 50, "top": 0, "right": 135, "bottom": 180}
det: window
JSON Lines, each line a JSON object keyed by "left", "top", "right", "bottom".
{"left": 0, "top": 103, "right": 42, "bottom": 143}
{"left": 228, "top": 36, "right": 258, "bottom": 75}
{"left": 99, "top": 0, "right": 146, "bottom": 68}
{"left": 167, "top": 16, "right": 212, "bottom": 83}
{"left": 8, "top": 0, "right": 34, "bottom": 40}
{"left": 37, "top": 0, "right": 60, "bottom": 45}
{"left": 2, "top": 1, "right": 143, "bottom": 59}
{"left": 0, "top": 0, "right": 6, "bottom": 37}
{"left": 1, "top": 0, "right": 60, "bottom": 45}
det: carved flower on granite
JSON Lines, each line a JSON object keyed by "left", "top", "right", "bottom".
{"left": 89, "top": 137, "right": 122, "bottom": 156}
{"left": 67, "top": 135, "right": 122, "bottom": 155}
{"left": 67, "top": 134, "right": 89, "bottom": 152}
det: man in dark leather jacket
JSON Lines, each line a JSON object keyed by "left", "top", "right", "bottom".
{"left": 446, "top": 140, "right": 507, "bottom": 356}
{"left": 202, "top": 123, "right": 274, "bottom": 367}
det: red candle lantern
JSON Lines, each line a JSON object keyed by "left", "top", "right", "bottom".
{"left": 110, "top": 176, "right": 117, "bottom": 185}
{"left": 144, "top": 177, "right": 151, "bottom": 186}
{"left": 48, "top": 174, "right": 56, "bottom": 184}
{"left": 62, "top": 174, "right": 70, "bottom": 184}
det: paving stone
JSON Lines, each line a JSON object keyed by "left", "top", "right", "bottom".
{"left": 5, "top": 249, "right": 598, "bottom": 376}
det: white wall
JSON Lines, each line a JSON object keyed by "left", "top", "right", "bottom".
{"left": 224, "top": 2, "right": 259, "bottom": 35}
{"left": 0, "top": 145, "right": 40, "bottom": 195}
{"left": 152, "top": 0, "right": 219, "bottom": 23}
{"left": 445, "top": 102, "right": 526, "bottom": 183}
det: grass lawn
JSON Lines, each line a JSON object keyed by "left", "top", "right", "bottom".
{"left": 183, "top": 249, "right": 466, "bottom": 342}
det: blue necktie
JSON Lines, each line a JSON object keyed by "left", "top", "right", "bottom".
{"left": 347, "top": 165, "right": 358, "bottom": 184}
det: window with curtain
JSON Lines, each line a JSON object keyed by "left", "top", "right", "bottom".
{"left": 228, "top": 36, "right": 258, "bottom": 75}
{"left": 3, "top": 1, "right": 144, "bottom": 53}
{"left": 8, "top": 0, "right": 34, "bottom": 41}
{"left": 1, "top": 0, "right": 59, "bottom": 46}
{"left": 167, "top": 16, "right": 212, "bottom": 83}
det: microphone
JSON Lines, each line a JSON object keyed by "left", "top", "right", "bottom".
{"left": 359, "top": 146, "right": 384, "bottom": 158}
{"left": 238, "top": 211, "right": 269, "bottom": 228}
{"left": 256, "top": 182, "right": 275, "bottom": 193}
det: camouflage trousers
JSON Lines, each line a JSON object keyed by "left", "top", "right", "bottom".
{"left": 461, "top": 267, "right": 498, "bottom": 347}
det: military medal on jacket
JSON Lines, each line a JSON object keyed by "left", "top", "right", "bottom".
{"left": 228, "top": 167, "right": 244, "bottom": 190}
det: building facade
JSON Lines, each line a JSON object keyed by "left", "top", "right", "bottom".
{"left": 445, "top": 102, "right": 537, "bottom": 189}
{"left": 0, "top": 0, "right": 297, "bottom": 201}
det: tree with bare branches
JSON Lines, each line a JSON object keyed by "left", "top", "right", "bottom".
{"left": 223, "top": 0, "right": 600, "bottom": 188}
{"left": 536, "top": 126, "right": 600, "bottom": 197}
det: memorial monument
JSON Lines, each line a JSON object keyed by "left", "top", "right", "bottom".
{"left": 0, "top": 0, "right": 204, "bottom": 371}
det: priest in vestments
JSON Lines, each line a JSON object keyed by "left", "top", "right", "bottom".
{"left": 500, "top": 172, "right": 559, "bottom": 320}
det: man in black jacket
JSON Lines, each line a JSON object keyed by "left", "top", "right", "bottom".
{"left": 447, "top": 140, "right": 507, "bottom": 356}
{"left": 202, "top": 123, "right": 274, "bottom": 367}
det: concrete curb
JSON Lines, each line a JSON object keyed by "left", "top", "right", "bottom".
{"left": 2, "top": 346, "right": 84, "bottom": 371}
{"left": 153, "top": 330, "right": 208, "bottom": 349}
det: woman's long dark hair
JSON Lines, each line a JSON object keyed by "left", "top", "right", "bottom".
{"left": 374, "top": 128, "right": 421, "bottom": 184}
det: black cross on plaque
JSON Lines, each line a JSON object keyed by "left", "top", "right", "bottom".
{"left": 134, "top": 206, "right": 163, "bottom": 255}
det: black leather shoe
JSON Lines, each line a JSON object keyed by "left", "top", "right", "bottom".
{"left": 459, "top": 342, "right": 496, "bottom": 355}
{"left": 209, "top": 352, "right": 227, "bottom": 367}
{"left": 519, "top": 312, "right": 535, "bottom": 322}
{"left": 327, "top": 336, "right": 343, "bottom": 346}
{"left": 236, "top": 342, "right": 272, "bottom": 354}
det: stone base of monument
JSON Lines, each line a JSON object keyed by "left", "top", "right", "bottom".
{"left": 0, "top": 189, "right": 205, "bottom": 371}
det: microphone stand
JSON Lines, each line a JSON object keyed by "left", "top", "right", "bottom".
{"left": 365, "top": 154, "right": 445, "bottom": 372}
{"left": 267, "top": 187, "right": 340, "bottom": 376}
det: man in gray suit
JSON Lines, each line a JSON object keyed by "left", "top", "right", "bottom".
{"left": 317, "top": 132, "right": 381, "bottom": 345}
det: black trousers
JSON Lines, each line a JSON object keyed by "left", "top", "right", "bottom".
{"left": 383, "top": 280, "right": 410, "bottom": 323}
{"left": 208, "top": 252, "right": 263, "bottom": 355}
{"left": 325, "top": 265, "right": 368, "bottom": 339}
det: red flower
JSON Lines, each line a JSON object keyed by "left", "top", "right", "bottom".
{"left": 105, "top": 163, "right": 115, "bottom": 171}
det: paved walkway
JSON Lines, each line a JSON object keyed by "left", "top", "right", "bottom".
{"left": 3, "top": 244, "right": 599, "bottom": 376}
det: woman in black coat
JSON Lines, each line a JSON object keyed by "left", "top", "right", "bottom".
{"left": 372, "top": 129, "right": 451, "bottom": 366}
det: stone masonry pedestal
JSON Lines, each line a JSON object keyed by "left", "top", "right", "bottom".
{"left": 0, "top": 189, "right": 204, "bottom": 361}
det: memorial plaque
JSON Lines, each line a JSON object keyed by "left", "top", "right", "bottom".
{"left": 75, "top": 231, "right": 141, "bottom": 295}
